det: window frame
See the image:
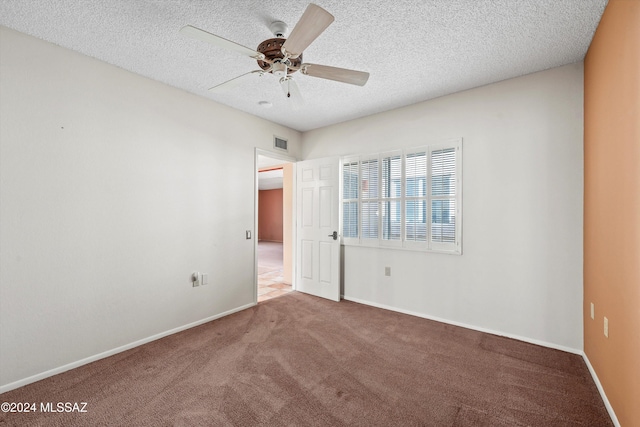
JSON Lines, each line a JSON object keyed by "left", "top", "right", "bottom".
{"left": 339, "top": 138, "right": 462, "bottom": 255}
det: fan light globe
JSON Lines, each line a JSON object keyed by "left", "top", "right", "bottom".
{"left": 272, "top": 62, "right": 287, "bottom": 78}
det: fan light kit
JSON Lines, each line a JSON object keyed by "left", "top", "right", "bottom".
{"left": 180, "top": 3, "right": 369, "bottom": 107}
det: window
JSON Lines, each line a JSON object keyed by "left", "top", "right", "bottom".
{"left": 340, "top": 139, "right": 462, "bottom": 254}
{"left": 360, "top": 157, "right": 379, "bottom": 240}
{"left": 342, "top": 160, "right": 359, "bottom": 238}
{"left": 430, "top": 147, "right": 457, "bottom": 249}
{"left": 405, "top": 150, "right": 428, "bottom": 243}
{"left": 381, "top": 152, "right": 402, "bottom": 242}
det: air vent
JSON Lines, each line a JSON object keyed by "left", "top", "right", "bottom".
{"left": 274, "top": 136, "right": 288, "bottom": 151}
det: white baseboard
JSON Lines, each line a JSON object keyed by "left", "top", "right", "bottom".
{"left": 582, "top": 352, "right": 620, "bottom": 427}
{"left": 341, "top": 295, "right": 582, "bottom": 355}
{"left": 0, "top": 303, "right": 256, "bottom": 394}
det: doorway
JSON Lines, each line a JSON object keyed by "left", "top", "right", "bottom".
{"left": 256, "top": 151, "right": 295, "bottom": 302}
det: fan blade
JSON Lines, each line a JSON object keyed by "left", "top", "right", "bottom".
{"left": 280, "top": 78, "right": 304, "bottom": 109}
{"left": 282, "top": 4, "right": 334, "bottom": 58}
{"left": 301, "top": 64, "right": 369, "bottom": 86}
{"left": 180, "top": 25, "right": 265, "bottom": 60}
{"left": 209, "top": 70, "right": 264, "bottom": 93}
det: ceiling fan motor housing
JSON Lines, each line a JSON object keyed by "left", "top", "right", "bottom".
{"left": 256, "top": 38, "right": 302, "bottom": 74}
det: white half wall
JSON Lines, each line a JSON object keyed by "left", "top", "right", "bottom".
{"left": 302, "top": 63, "right": 584, "bottom": 351}
{"left": 0, "top": 26, "right": 301, "bottom": 388}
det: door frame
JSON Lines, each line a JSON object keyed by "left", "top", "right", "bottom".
{"left": 254, "top": 148, "right": 298, "bottom": 304}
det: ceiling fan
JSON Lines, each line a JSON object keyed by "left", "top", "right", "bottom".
{"left": 180, "top": 3, "right": 369, "bottom": 107}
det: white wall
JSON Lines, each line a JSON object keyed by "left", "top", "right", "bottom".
{"left": 0, "top": 26, "right": 301, "bottom": 389}
{"left": 0, "top": 23, "right": 585, "bottom": 390}
{"left": 302, "top": 63, "right": 584, "bottom": 351}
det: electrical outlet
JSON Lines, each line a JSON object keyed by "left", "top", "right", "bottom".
{"left": 384, "top": 267, "right": 391, "bottom": 276}
{"left": 590, "top": 303, "right": 594, "bottom": 320}
{"left": 604, "top": 317, "right": 608, "bottom": 338}
{"left": 192, "top": 272, "right": 200, "bottom": 287}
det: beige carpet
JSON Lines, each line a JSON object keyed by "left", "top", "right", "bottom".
{"left": 0, "top": 292, "right": 612, "bottom": 426}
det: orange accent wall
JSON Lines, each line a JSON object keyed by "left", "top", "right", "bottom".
{"left": 258, "top": 189, "right": 283, "bottom": 242}
{"left": 584, "top": 0, "right": 640, "bottom": 425}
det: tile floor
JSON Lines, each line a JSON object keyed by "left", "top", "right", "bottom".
{"left": 257, "top": 241, "right": 292, "bottom": 302}
{"left": 257, "top": 270, "right": 292, "bottom": 302}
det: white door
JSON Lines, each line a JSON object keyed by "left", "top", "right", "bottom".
{"left": 296, "top": 157, "right": 340, "bottom": 301}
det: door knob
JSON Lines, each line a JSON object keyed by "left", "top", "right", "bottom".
{"left": 328, "top": 231, "right": 338, "bottom": 240}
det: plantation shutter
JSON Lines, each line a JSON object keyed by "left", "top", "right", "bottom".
{"left": 430, "top": 145, "right": 458, "bottom": 250}
{"left": 360, "top": 157, "right": 379, "bottom": 239}
{"left": 381, "top": 152, "right": 402, "bottom": 242}
{"left": 342, "top": 159, "right": 359, "bottom": 239}
{"left": 339, "top": 138, "right": 461, "bottom": 253}
{"left": 405, "top": 149, "right": 428, "bottom": 243}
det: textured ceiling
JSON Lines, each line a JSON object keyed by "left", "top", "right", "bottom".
{"left": 0, "top": 0, "right": 607, "bottom": 132}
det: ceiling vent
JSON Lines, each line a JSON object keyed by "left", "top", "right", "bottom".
{"left": 274, "top": 136, "right": 288, "bottom": 152}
